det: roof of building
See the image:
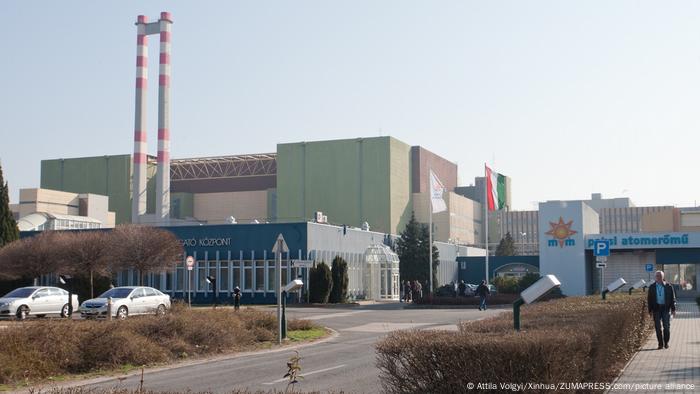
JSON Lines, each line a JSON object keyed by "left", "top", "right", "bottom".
{"left": 170, "top": 153, "right": 277, "bottom": 180}
{"left": 17, "top": 212, "right": 102, "bottom": 231}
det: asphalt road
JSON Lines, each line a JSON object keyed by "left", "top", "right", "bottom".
{"left": 50, "top": 303, "right": 505, "bottom": 393}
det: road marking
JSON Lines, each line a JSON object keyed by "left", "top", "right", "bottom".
{"left": 262, "top": 364, "right": 346, "bottom": 385}
{"left": 302, "top": 310, "right": 370, "bottom": 321}
{"left": 342, "top": 322, "right": 432, "bottom": 332}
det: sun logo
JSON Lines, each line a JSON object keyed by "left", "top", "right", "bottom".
{"left": 545, "top": 217, "right": 577, "bottom": 248}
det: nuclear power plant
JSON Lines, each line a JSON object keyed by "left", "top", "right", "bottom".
{"left": 132, "top": 12, "right": 173, "bottom": 224}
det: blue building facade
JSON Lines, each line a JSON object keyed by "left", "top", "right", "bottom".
{"left": 116, "top": 223, "right": 310, "bottom": 305}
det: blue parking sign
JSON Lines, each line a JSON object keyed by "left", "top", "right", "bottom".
{"left": 645, "top": 263, "right": 654, "bottom": 272}
{"left": 594, "top": 240, "right": 610, "bottom": 257}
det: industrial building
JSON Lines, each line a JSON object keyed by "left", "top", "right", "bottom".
{"left": 40, "top": 136, "right": 490, "bottom": 245}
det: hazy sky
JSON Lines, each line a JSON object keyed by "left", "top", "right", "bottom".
{"left": 2, "top": 1, "right": 700, "bottom": 210}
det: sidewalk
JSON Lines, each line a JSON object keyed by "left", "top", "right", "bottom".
{"left": 610, "top": 302, "right": 700, "bottom": 393}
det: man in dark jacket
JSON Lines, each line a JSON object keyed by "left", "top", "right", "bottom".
{"left": 476, "top": 280, "right": 490, "bottom": 311}
{"left": 647, "top": 270, "right": 676, "bottom": 349}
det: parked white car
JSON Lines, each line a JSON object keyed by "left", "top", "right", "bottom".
{"left": 79, "top": 286, "right": 171, "bottom": 319}
{"left": 0, "top": 286, "right": 79, "bottom": 320}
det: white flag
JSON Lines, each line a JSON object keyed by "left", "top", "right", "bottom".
{"left": 430, "top": 170, "right": 447, "bottom": 213}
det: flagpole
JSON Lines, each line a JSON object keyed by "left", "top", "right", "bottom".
{"left": 428, "top": 167, "right": 433, "bottom": 296}
{"left": 484, "top": 165, "right": 489, "bottom": 284}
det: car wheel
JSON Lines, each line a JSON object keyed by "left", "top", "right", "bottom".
{"left": 156, "top": 304, "right": 166, "bottom": 316}
{"left": 16, "top": 306, "right": 29, "bottom": 320}
{"left": 60, "top": 303, "right": 71, "bottom": 318}
{"left": 117, "top": 306, "right": 128, "bottom": 320}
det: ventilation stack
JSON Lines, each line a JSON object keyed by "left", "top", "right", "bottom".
{"left": 131, "top": 12, "right": 173, "bottom": 224}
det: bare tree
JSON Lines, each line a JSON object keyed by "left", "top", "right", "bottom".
{"left": 0, "top": 231, "right": 70, "bottom": 284}
{"left": 107, "top": 225, "right": 182, "bottom": 285}
{"left": 63, "top": 231, "right": 112, "bottom": 298}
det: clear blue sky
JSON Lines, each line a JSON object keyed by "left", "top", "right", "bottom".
{"left": 2, "top": 1, "right": 700, "bottom": 210}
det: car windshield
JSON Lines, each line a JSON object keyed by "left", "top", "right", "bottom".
{"left": 3, "top": 288, "right": 36, "bottom": 298}
{"left": 98, "top": 288, "right": 134, "bottom": 299}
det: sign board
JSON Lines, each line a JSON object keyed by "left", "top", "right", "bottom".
{"left": 186, "top": 256, "right": 194, "bottom": 271}
{"left": 645, "top": 263, "right": 654, "bottom": 272}
{"left": 593, "top": 240, "right": 610, "bottom": 257}
{"left": 596, "top": 262, "right": 607, "bottom": 268}
{"left": 596, "top": 256, "right": 607, "bottom": 263}
{"left": 292, "top": 260, "right": 313, "bottom": 268}
{"left": 272, "top": 234, "right": 289, "bottom": 254}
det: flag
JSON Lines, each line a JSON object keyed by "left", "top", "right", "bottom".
{"left": 485, "top": 165, "right": 506, "bottom": 211}
{"left": 430, "top": 170, "right": 447, "bottom": 213}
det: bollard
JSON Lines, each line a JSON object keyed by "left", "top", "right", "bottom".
{"left": 281, "top": 290, "right": 287, "bottom": 339}
{"left": 107, "top": 297, "right": 113, "bottom": 321}
{"left": 513, "top": 297, "right": 524, "bottom": 331}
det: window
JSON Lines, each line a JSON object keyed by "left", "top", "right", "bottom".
{"left": 176, "top": 267, "right": 185, "bottom": 291}
{"left": 220, "top": 265, "right": 229, "bottom": 292}
{"left": 132, "top": 288, "right": 146, "bottom": 298}
{"left": 144, "top": 288, "right": 158, "bottom": 297}
{"left": 255, "top": 261, "right": 265, "bottom": 291}
{"left": 34, "top": 289, "right": 50, "bottom": 298}
{"left": 49, "top": 288, "right": 65, "bottom": 296}
{"left": 267, "top": 265, "right": 276, "bottom": 291}
{"left": 243, "top": 261, "right": 253, "bottom": 290}
{"left": 232, "top": 261, "right": 241, "bottom": 289}
{"left": 197, "top": 262, "right": 207, "bottom": 291}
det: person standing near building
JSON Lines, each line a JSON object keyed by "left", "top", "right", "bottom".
{"left": 476, "top": 280, "right": 490, "bottom": 311}
{"left": 233, "top": 286, "right": 241, "bottom": 311}
{"left": 647, "top": 270, "right": 676, "bottom": 349}
{"left": 404, "top": 281, "right": 412, "bottom": 303}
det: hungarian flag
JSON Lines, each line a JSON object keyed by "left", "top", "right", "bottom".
{"left": 485, "top": 165, "right": 506, "bottom": 211}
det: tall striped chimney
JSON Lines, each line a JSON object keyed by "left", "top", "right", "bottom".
{"left": 131, "top": 12, "right": 172, "bottom": 224}
{"left": 132, "top": 15, "right": 149, "bottom": 223}
{"left": 155, "top": 11, "right": 172, "bottom": 222}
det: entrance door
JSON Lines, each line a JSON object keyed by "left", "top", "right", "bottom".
{"left": 661, "top": 264, "right": 698, "bottom": 298}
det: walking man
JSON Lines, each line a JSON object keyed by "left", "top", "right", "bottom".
{"left": 647, "top": 270, "right": 676, "bottom": 349}
{"left": 476, "top": 280, "right": 490, "bottom": 311}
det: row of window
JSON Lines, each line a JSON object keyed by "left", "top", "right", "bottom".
{"left": 116, "top": 261, "right": 302, "bottom": 293}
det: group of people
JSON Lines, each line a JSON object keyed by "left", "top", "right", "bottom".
{"left": 400, "top": 280, "right": 424, "bottom": 303}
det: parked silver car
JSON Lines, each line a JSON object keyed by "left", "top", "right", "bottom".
{"left": 0, "top": 286, "right": 79, "bottom": 320}
{"left": 79, "top": 286, "right": 171, "bottom": 319}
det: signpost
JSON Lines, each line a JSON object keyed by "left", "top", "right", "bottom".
{"left": 272, "top": 234, "right": 289, "bottom": 344}
{"left": 594, "top": 240, "right": 610, "bottom": 293}
{"left": 186, "top": 256, "right": 194, "bottom": 307}
{"left": 646, "top": 263, "right": 654, "bottom": 282}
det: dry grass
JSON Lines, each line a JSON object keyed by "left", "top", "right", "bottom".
{"left": 0, "top": 304, "right": 319, "bottom": 385}
{"left": 28, "top": 389, "right": 345, "bottom": 394}
{"left": 376, "top": 294, "right": 651, "bottom": 394}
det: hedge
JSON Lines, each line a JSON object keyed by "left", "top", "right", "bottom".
{"left": 376, "top": 295, "right": 650, "bottom": 394}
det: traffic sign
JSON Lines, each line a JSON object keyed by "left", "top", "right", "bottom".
{"left": 186, "top": 256, "right": 194, "bottom": 271}
{"left": 272, "top": 234, "right": 289, "bottom": 254}
{"left": 292, "top": 260, "right": 313, "bottom": 268}
{"left": 596, "top": 256, "right": 607, "bottom": 263}
{"left": 596, "top": 262, "right": 607, "bottom": 268}
{"left": 645, "top": 263, "right": 654, "bottom": 272}
{"left": 594, "top": 240, "right": 610, "bottom": 257}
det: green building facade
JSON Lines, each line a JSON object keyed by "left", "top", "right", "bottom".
{"left": 40, "top": 155, "right": 171, "bottom": 224}
{"left": 275, "top": 137, "right": 413, "bottom": 235}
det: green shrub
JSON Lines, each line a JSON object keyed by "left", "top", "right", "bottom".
{"left": 518, "top": 272, "right": 540, "bottom": 291}
{"left": 309, "top": 261, "right": 332, "bottom": 303}
{"left": 377, "top": 295, "right": 650, "bottom": 393}
{"left": 329, "top": 256, "right": 349, "bottom": 303}
{"left": 492, "top": 276, "right": 519, "bottom": 293}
